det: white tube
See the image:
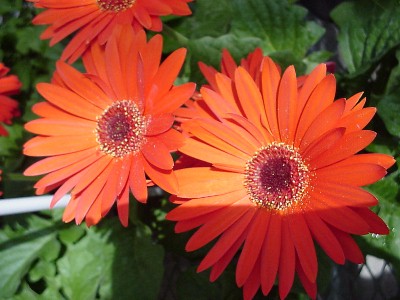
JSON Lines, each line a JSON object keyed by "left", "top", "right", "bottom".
{"left": 0, "top": 194, "right": 69, "bottom": 216}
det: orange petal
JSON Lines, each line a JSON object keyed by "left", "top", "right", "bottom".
{"left": 142, "top": 153, "right": 178, "bottom": 194}
{"left": 146, "top": 113, "right": 174, "bottom": 136}
{"left": 179, "top": 137, "right": 246, "bottom": 167}
{"left": 299, "top": 99, "right": 345, "bottom": 149}
{"left": 278, "top": 219, "right": 296, "bottom": 300}
{"left": 289, "top": 213, "right": 317, "bottom": 283}
{"left": 185, "top": 197, "right": 250, "bottom": 252}
{"left": 330, "top": 228, "right": 364, "bottom": 264}
{"left": 277, "top": 65, "right": 297, "bottom": 143}
{"left": 295, "top": 75, "right": 336, "bottom": 144}
{"left": 197, "top": 208, "right": 257, "bottom": 272}
{"left": 167, "top": 189, "right": 247, "bottom": 221}
{"left": 352, "top": 207, "right": 389, "bottom": 235}
{"left": 336, "top": 107, "right": 376, "bottom": 132}
{"left": 305, "top": 211, "right": 345, "bottom": 264}
{"left": 24, "top": 148, "right": 93, "bottom": 176}
{"left": 129, "top": 155, "right": 148, "bottom": 203}
{"left": 312, "top": 182, "right": 378, "bottom": 207}
{"left": 311, "top": 130, "right": 376, "bottom": 169}
{"left": 36, "top": 83, "right": 102, "bottom": 120}
{"left": 260, "top": 213, "right": 281, "bottom": 295}
{"left": 152, "top": 83, "right": 196, "bottom": 115}
{"left": 142, "top": 137, "right": 174, "bottom": 170}
{"left": 117, "top": 180, "right": 130, "bottom": 226}
{"left": 236, "top": 209, "right": 270, "bottom": 287}
{"left": 261, "top": 56, "right": 281, "bottom": 139}
{"left": 175, "top": 167, "right": 244, "bottom": 198}
{"left": 25, "top": 118, "right": 94, "bottom": 136}
{"left": 316, "top": 163, "right": 387, "bottom": 186}
{"left": 234, "top": 67, "right": 265, "bottom": 131}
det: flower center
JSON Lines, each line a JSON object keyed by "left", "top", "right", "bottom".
{"left": 96, "top": 0, "right": 136, "bottom": 12}
{"left": 96, "top": 100, "right": 147, "bottom": 158}
{"left": 244, "top": 142, "right": 310, "bottom": 211}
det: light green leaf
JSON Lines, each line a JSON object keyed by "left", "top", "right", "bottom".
{"left": 0, "top": 215, "right": 59, "bottom": 298}
{"left": 331, "top": 0, "right": 400, "bottom": 75}
{"left": 57, "top": 226, "right": 114, "bottom": 300}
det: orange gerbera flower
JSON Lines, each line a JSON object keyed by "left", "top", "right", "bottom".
{"left": 29, "top": 0, "right": 193, "bottom": 63}
{"left": 167, "top": 56, "right": 395, "bottom": 299}
{"left": 0, "top": 63, "right": 21, "bottom": 136}
{"left": 23, "top": 26, "right": 195, "bottom": 226}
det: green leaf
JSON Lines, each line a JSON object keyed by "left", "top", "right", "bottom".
{"left": 374, "top": 50, "right": 400, "bottom": 138}
{"left": 377, "top": 91, "right": 400, "bottom": 137}
{"left": 231, "top": 0, "right": 325, "bottom": 59}
{"left": 331, "top": 0, "right": 400, "bottom": 75}
{"left": 362, "top": 173, "right": 400, "bottom": 274}
{"left": 57, "top": 226, "right": 114, "bottom": 300}
{"left": 0, "top": 215, "right": 59, "bottom": 298}
{"left": 57, "top": 220, "right": 164, "bottom": 300}
{"left": 101, "top": 222, "right": 165, "bottom": 300}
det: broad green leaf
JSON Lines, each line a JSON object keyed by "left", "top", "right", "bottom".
{"left": 100, "top": 222, "right": 165, "bottom": 300}
{"left": 331, "top": 0, "right": 400, "bottom": 75}
{"left": 377, "top": 91, "right": 400, "bottom": 137}
{"left": 362, "top": 173, "right": 400, "bottom": 275}
{"left": 0, "top": 215, "right": 59, "bottom": 298}
{"left": 57, "top": 226, "right": 114, "bottom": 300}
{"left": 57, "top": 220, "right": 164, "bottom": 300}
{"left": 231, "top": 0, "right": 324, "bottom": 59}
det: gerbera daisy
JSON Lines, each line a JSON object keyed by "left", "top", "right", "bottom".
{"left": 28, "top": 0, "right": 193, "bottom": 63}
{"left": 167, "top": 56, "right": 395, "bottom": 299}
{"left": 0, "top": 63, "right": 21, "bottom": 136}
{"left": 23, "top": 26, "right": 195, "bottom": 226}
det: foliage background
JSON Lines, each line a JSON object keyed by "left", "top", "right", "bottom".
{"left": 0, "top": 0, "right": 399, "bottom": 299}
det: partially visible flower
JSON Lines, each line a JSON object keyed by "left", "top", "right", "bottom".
{"left": 28, "top": 0, "right": 193, "bottom": 63}
{"left": 0, "top": 63, "right": 22, "bottom": 136}
{"left": 167, "top": 55, "right": 395, "bottom": 299}
{"left": 23, "top": 26, "right": 195, "bottom": 226}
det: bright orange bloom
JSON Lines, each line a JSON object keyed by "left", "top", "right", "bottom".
{"left": 24, "top": 26, "right": 195, "bottom": 226}
{"left": 0, "top": 63, "right": 21, "bottom": 136}
{"left": 167, "top": 55, "right": 395, "bottom": 299}
{"left": 29, "top": 0, "right": 193, "bottom": 62}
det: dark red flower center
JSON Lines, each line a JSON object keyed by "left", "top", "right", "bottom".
{"left": 244, "top": 142, "right": 310, "bottom": 210}
{"left": 96, "top": 0, "right": 136, "bottom": 12}
{"left": 96, "top": 100, "right": 147, "bottom": 157}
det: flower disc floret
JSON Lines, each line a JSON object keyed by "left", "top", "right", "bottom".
{"left": 96, "top": 0, "right": 136, "bottom": 12}
{"left": 245, "top": 142, "right": 310, "bottom": 210}
{"left": 96, "top": 100, "right": 147, "bottom": 157}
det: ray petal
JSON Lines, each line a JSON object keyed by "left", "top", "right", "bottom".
{"left": 185, "top": 197, "right": 250, "bottom": 251}
{"left": 288, "top": 213, "right": 317, "bottom": 283}
{"left": 197, "top": 208, "right": 257, "bottom": 272}
{"left": 304, "top": 211, "right": 345, "bottom": 264}
{"left": 175, "top": 167, "right": 244, "bottom": 198}
{"left": 278, "top": 218, "right": 296, "bottom": 300}
{"left": 236, "top": 209, "right": 270, "bottom": 287}
{"left": 260, "top": 213, "right": 281, "bottom": 295}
